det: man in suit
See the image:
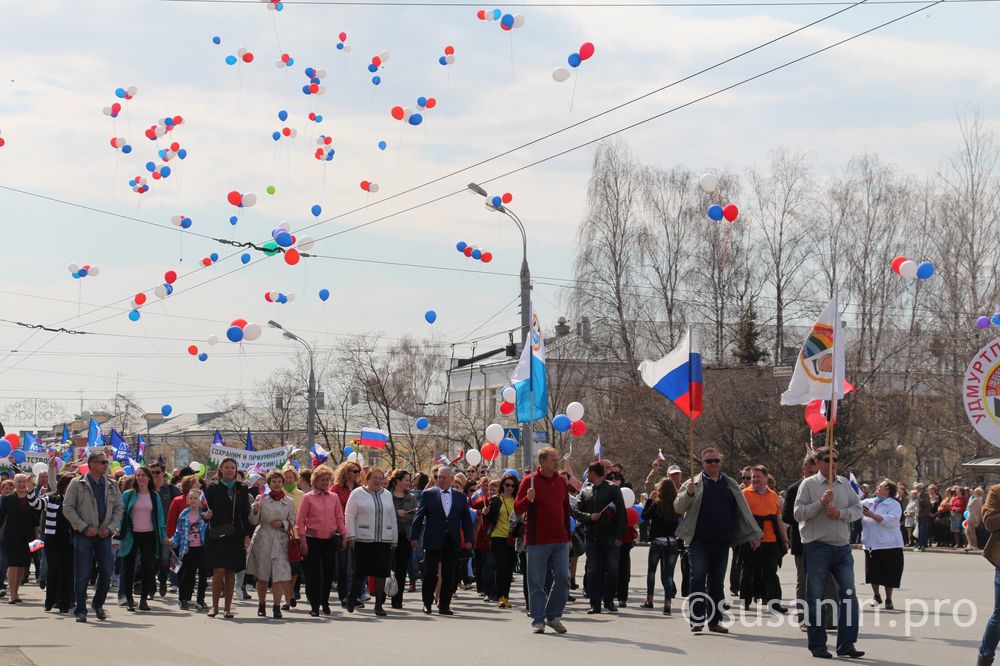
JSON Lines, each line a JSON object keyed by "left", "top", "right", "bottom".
{"left": 411, "top": 465, "right": 474, "bottom": 615}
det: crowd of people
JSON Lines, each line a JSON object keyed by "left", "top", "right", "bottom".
{"left": 0, "top": 444, "right": 997, "bottom": 661}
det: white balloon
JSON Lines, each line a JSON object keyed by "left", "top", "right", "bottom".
{"left": 513, "top": 14, "right": 525, "bottom": 28}
{"left": 243, "top": 322, "right": 262, "bottom": 341}
{"left": 501, "top": 387, "right": 517, "bottom": 404}
{"left": 368, "top": 183, "right": 379, "bottom": 193}
{"left": 316, "top": 68, "right": 327, "bottom": 79}
{"left": 242, "top": 193, "right": 257, "bottom": 207}
{"left": 88, "top": 266, "right": 100, "bottom": 277}
{"left": 207, "top": 335, "right": 219, "bottom": 346}
{"left": 170, "top": 214, "right": 183, "bottom": 226}
{"left": 155, "top": 126, "right": 166, "bottom": 138}
{"left": 154, "top": 285, "right": 168, "bottom": 299}
{"left": 379, "top": 51, "right": 390, "bottom": 62}
{"left": 32, "top": 462, "right": 48, "bottom": 476}
{"left": 699, "top": 173, "right": 718, "bottom": 193}
{"left": 315, "top": 85, "right": 325, "bottom": 95}
{"left": 566, "top": 401, "right": 585, "bottom": 422}
{"left": 445, "top": 54, "right": 455, "bottom": 65}
{"left": 899, "top": 260, "right": 918, "bottom": 279}
{"left": 551, "top": 67, "right": 570, "bottom": 83}
{"left": 286, "top": 293, "right": 296, "bottom": 302}
{"left": 67, "top": 263, "right": 79, "bottom": 273}
{"left": 621, "top": 487, "right": 636, "bottom": 507}
{"left": 275, "top": 60, "right": 285, "bottom": 69}
{"left": 190, "top": 461, "right": 202, "bottom": 472}
{"left": 237, "top": 47, "right": 248, "bottom": 56}
{"left": 465, "top": 449, "right": 483, "bottom": 466}
{"left": 278, "top": 221, "right": 291, "bottom": 231}
{"left": 343, "top": 45, "right": 351, "bottom": 53}
{"left": 289, "top": 128, "right": 297, "bottom": 137}
{"left": 102, "top": 107, "right": 112, "bottom": 116}
{"left": 347, "top": 452, "right": 365, "bottom": 464}
{"left": 126, "top": 85, "right": 137, "bottom": 97}
{"left": 268, "top": 291, "right": 280, "bottom": 301}
{"left": 297, "top": 236, "right": 315, "bottom": 252}
{"left": 402, "top": 107, "right": 412, "bottom": 121}
{"left": 485, "top": 423, "right": 505, "bottom": 444}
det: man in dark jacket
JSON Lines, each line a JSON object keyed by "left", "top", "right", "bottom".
{"left": 574, "top": 462, "right": 626, "bottom": 614}
{"left": 916, "top": 483, "right": 932, "bottom": 551}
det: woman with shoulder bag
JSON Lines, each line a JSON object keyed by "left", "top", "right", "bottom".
{"left": 485, "top": 473, "right": 519, "bottom": 609}
{"left": 246, "top": 471, "right": 296, "bottom": 619}
{"left": 204, "top": 458, "right": 252, "bottom": 618}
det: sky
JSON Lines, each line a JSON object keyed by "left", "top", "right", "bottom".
{"left": 0, "top": 0, "right": 997, "bottom": 428}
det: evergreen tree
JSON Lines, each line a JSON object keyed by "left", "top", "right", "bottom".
{"left": 733, "top": 301, "right": 770, "bottom": 365}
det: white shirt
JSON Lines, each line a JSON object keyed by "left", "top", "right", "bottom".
{"left": 440, "top": 488, "right": 453, "bottom": 517}
{"left": 861, "top": 497, "right": 904, "bottom": 551}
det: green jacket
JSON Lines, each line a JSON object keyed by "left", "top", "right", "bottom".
{"left": 118, "top": 489, "right": 167, "bottom": 558}
{"left": 673, "top": 472, "right": 763, "bottom": 546}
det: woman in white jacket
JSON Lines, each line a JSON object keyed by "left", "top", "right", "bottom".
{"left": 861, "top": 479, "right": 904, "bottom": 610}
{"left": 345, "top": 467, "right": 397, "bottom": 616}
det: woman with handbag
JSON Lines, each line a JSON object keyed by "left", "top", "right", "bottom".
{"left": 296, "top": 464, "right": 345, "bottom": 617}
{"left": 246, "top": 471, "right": 297, "bottom": 619}
{"left": 484, "top": 472, "right": 519, "bottom": 609}
{"left": 204, "top": 458, "right": 252, "bottom": 618}
{"left": 118, "top": 466, "right": 167, "bottom": 612}
{"left": 344, "top": 467, "right": 397, "bottom": 616}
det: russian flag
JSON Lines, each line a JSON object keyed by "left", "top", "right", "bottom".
{"left": 638, "top": 327, "right": 703, "bottom": 420}
{"left": 434, "top": 453, "right": 451, "bottom": 466}
{"left": 359, "top": 427, "right": 388, "bottom": 449}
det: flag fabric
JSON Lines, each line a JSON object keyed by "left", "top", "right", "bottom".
{"left": 110, "top": 430, "right": 130, "bottom": 462}
{"left": 434, "top": 453, "right": 451, "bottom": 466}
{"left": 61, "top": 425, "right": 70, "bottom": 446}
{"left": 359, "top": 427, "right": 388, "bottom": 449}
{"left": 804, "top": 380, "right": 856, "bottom": 434}
{"left": 87, "top": 418, "right": 103, "bottom": 448}
{"left": 136, "top": 434, "right": 146, "bottom": 461}
{"left": 451, "top": 450, "right": 465, "bottom": 465}
{"left": 510, "top": 305, "right": 548, "bottom": 423}
{"left": 639, "top": 327, "right": 704, "bottom": 419}
{"left": 61, "top": 425, "right": 73, "bottom": 463}
{"left": 657, "top": 449, "right": 666, "bottom": 461}
{"left": 127, "top": 457, "right": 141, "bottom": 471}
{"left": 245, "top": 430, "right": 255, "bottom": 452}
{"left": 213, "top": 430, "right": 225, "bottom": 446}
{"left": 470, "top": 488, "right": 484, "bottom": 505}
{"left": 24, "top": 433, "right": 43, "bottom": 453}
{"left": 849, "top": 472, "right": 863, "bottom": 498}
{"left": 310, "top": 443, "right": 329, "bottom": 465}
{"left": 28, "top": 539, "right": 45, "bottom": 553}
{"left": 781, "top": 294, "right": 847, "bottom": 405}
{"left": 593, "top": 437, "right": 602, "bottom": 462}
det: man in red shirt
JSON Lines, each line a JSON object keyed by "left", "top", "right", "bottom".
{"left": 515, "top": 447, "right": 571, "bottom": 635}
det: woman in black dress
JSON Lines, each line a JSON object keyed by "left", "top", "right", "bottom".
{"left": 0, "top": 473, "right": 39, "bottom": 604}
{"left": 203, "top": 458, "right": 251, "bottom": 618}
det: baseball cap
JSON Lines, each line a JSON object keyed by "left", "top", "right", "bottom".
{"left": 666, "top": 465, "right": 682, "bottom": 475}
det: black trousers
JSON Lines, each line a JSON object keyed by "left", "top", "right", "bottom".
{"left": 304, "top": 536, "right": 337, "bottom": 611}
{"left": 391, "top": 536, "right": 412, "bottom": 607}
{"left": 617, "top": 543, "right": 633, "bottom": 603}
{"left": 739, "top": 542, "right": 782, "bottom": 604}
{"left": 422, "top": 535, "right": 458, "bottom": 611}
{"left": 178, "top": 546, "right": 208, "bottom": 602}
{"left": 45, "top": 540, "right": 74, "bottom": 611}
{"left": 122, "top": 531, "right": 157, "bottom": 603}
{"left": 491, "top": 537, "right": 515, "bottom": 600}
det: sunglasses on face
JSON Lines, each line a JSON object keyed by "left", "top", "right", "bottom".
{"left": 703, "top": 458, "right": 721, "bottom": 464}
{"left": 503, "top": 483, "right": 516, "bottom": 488}
{"left": 742, "top": 476, "right": 752, "bottom": 481}
{"left": 350, "top": 469, "right": 361, "bottom": 474}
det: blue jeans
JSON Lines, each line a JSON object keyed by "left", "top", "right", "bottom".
{"left": 804, "top": 542, "right": 859, "bottom": 655}
{"left": 917, "top": 516, "right": 931, "bottom": 548}
{"left": 73, "top": 534, "right": 114, "bottom": 617}
{"left": 647, "top": 541, "right": 679, "bottom": 599}
{"left": 687, "top": 540, "right": 729, "bottom": 627}
{"left": 585, "top": 535, "right": 620, "bottom": 610}
{"left": 979, "top": 568, "right": 1000, "bottom": 658}
{"left": 525, "top": 542, "right": 570, "bottom": 624}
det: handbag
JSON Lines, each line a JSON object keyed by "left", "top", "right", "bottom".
{"left": 384, "top": 549, "right": 399, "bottom": 597}
{"left": 288, "top": 533, "right": 302, "bottom": 562}
{"left": 208, "top": 487, "right": 238, "bottom": 541}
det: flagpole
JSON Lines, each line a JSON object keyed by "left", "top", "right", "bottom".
{"left": 688, "top": 417, "right": 696, "bottom": 481}
{"left": 824, "top": 291, "right": 840, "bottom": 485}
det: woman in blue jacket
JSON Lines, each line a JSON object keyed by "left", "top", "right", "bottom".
{"left": 118, "top": 467, "right": 166, "bottom": 612}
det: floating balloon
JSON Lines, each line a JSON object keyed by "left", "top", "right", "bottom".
{"left": 570, "top": 420, "right": 587, "bottom": 437}
{"left": 212, "top": 36, "right": 221, "bottom": 45}
{"left": 916, "top": 261, "right": 935, "bottom": 280}
{"left": 319, "top": 288, "right": 330, "bottom": 301}
{"left": 416, "top": 417, "right": 429, "bottom": 430}
{"left": 161, "top": 404, "right": 173, "bottom": 417}
{"left": 378, "top": 140, "right": 387, "bottom": 150}
{"left": 284, "top": 248, "right": 301, "bottom": 265}
{"left": 566, "top": 401, "right": 585, "bottom": 422}
{"left": 579, "top": 42, "right": 596, "bottom": 60}
{"left": 187, "top": 345, "right": 199, "bottom": 356}
{"left": 226, "top": 325, "right": 244, "bottom": 343}
{"left": 465, "top": 449, "right": 482, "bottom": 466}
{"left": 499, "top": 402, "right": 515, "bottom": 415}
{"left": 480, "top": 442, "right": 499, "bottom": 462}
{"left": 128, "top": 310, "right": 140, "bottom": 321}
{"left": 552, "top": 414, "right": 571, "bottom": 432}
{"left": 243, "top": 322, "right": 262, "bottom": 341}
{"left": 424, "top": 310, "right": 437, "bottom": 324}
{"left": 707, "top": 204, "right": 724, "bottom": 221}
{"left": 485, "top": 423, "right": 505, "bottom": 444}
{"left": 198, "top": 352, "right": 208, "bottom": 362}
{"left": 311, "top": 204, "right": 322, "bottom": 217}
{"left": 498, "top": 438, "right": 517, "bottom": 456}
{"left": 891, "top": 256, "right": 907, "bottom": 274}
{"left": 723, "top": 204, "right": 739, "bottom": 222}
{"left": 899, "top": 260, "right": 918, "bottom": 280}
{"left": 502, "top": 387, "right": 517, "bottom": 404}
{"left": 977, "top": 315, "right": 991, "bottom": 329}
{"left": 552, "top": 67, "right": 570, "bottom": 83}
{"left": 241, "top": 253, "right": 251, "bottom": 264}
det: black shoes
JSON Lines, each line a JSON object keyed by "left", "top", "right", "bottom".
{"left": 257, "top": 603, "right": 267, "bottom": 617}
{"left": 640, "top": 601, "right": 654, "bottom": 609}
{"left": 884, "top": 600, "right": 894, "bottom": 610}
{"left": 837, "top": 650, "right": 865, "bottom": 659}
{"left": 439, "top": 608, "right": 455, "bottom": 615}
{"left": 273, "top": 604, "right": 282, "bottom": 619}
{"left": 375, "top": 606, "right": 387, "bottom": 617}
{"left": 138, "top": 600, "right": 151, "bottom": 612}
{"left": 126, "top": 599, "right": 136, "bottom": 612}
{"left": 604, "top": 603, "right": 618, "bottom": 613}
{"left": 159, "top": 580, "right": 167, "bottom": 597}
{"left": 422, "top": 604, "right": 432, "bottom": 614}
{"left": 179, "top": 600, "right": 190, "bottom": 610}
{"left": 663, "top": 604, "right": 672, "bottom": 616}
{"left": 196, "top": 600, "right": 208, "bottom": 611}
{"left": 587, "top": 608, "right": 602, "bottom": 615}
{"left": 812, "top": 650, "right": 833, "bottom": 659}
{"left": 309, "top": 609, "right": 320, "bottom": 617}
{"left": 321, "top": 604, "right": 331, "bottom": 615}
{"left": 93, "top": 606, "right": 107, "bottom": 621}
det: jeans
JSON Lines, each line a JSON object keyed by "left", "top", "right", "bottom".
{"left": 917, "top": 516, "right": 931, "bottom": 549}
{"left": 687, "top": 540, "right": 730, "bottom": 627}
{"left": 584, "top": 535, "right": 620, "bottom": 609}
{"left": 337, "top": 545, "right": 353, "bottom": 602}
{"left": 646, "top": 541, "right": 679, "bottom": 599}
{"left": 980, "top": 567, "right": 1000, "bottom": 658}
{"left": 474, "top": 547, "right": 495, "bottom": 600}
{"left": 525, "top": 542, "right": 569, "bottom": 624}
{"left": 73, "top": 534, "right": 114, "bottom": 616}
{"left": 804, "top": 542, "right": 859, "bottom": 655}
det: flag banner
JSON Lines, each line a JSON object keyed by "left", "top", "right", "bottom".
{"left": 87, "top": 418, "right": 103, "bottom": 448}
{"left": 359, "top": 427, "right": 388, "bottom": 449}
{"left": 110, "top": 430, "right": 130, "bottom": 462}
{"left": 963, "top": 336, "right": 1000, "bottom": 448}
{"left": 434, "top": 453, "right": 451, "bottom": 466}
{"left": 510, "top": 305, "right": 548, "bottom": 423}
{"left": 213, "top": 430, "right": 226, "bottom": 446}
{"left": 245, "top": 430, "right": 256, "bottom": 452}
{"left": 781, "top": 294, "right": 846, "bottom": 406}
{"left": 639, "top": 327, "right": 703, "bottom": 419}
{"left": 593, "top": 437, "right": 602, "bottom": 462}
{"left": 209, "top": 443, "right": 292, "bottom": 472}
{"left": 24, "top": 433, "right": 44, "bottom": 453}
{"left": 136, "top": 434, "right": 147, "bottom": 461}
{"left": 19, "top": 451, "right": 50, "bottom": 472}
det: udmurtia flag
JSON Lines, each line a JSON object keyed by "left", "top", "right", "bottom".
{"left": 781, "top": 294, "right": 846, "bottom": 405}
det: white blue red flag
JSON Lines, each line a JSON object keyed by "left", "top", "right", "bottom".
{"left": 639, "top": 327, "right": 703, "bottom": 419}
{"left": 359, "top": 427, "right": 388, "bottom": 449}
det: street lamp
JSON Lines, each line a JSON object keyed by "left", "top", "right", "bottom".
{"left": 269, "top": 320, "right": 316, "bottom": 454}
{"left": 466, "top": 182, "right": 533, "bottom": 467}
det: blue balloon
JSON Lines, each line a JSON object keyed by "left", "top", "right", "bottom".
{"left": 568, "top": 52, "right": 582, "bottom": 68}
{"left": 424, "top": 310, "right": 437, "bottom": 324}
{"left": 416, "top": 417, "right": 429, "bottom": 430}
{"left": 123, "top": 465, "right": 135, "bottom": 475}
{"left": 230, "top": 216, "right": 239, "bottom": 225}
{"left": 278, "top": 109, "right": 288, "bottom": 121}
{"left": 502, "top": 468, "right": 521, "bottom": 481}
{"left": 491, "top": 195, "right": 502, "bottom": 208}
{"left": 439, "top": 56, "right": 447, "bottom": 65}
{"left": 501, "top": 13, "right": 515, "bottom": 28}
{"left": 916, "top": 261, "right": 935, "bottom": 280}
{"left": 226, "top": 325, "right": 244, "bottom": 343}
{"left": 277, "top": 294, "right": 288, "bottom": 304}
{"left": 198, "top": 352, "right": 208, "bottom": 362}
{"left": 128, "top": 310, "right": 140, "bottom": 321}
{"left": 311, "top": 204, "right": 322, "bottom": 217}
{"left": 160, "top": 166, "right": 171, "bottom": 178}
{"left": 305, "top": 67, "right": 315, "bottom": 77}
{"left": 552, "top": 414, "right": 571, "bottom": 432}
{"left": 180, "top": 217, "right": 192, "bottom": 229}
{"left": 226, "top": 55, "right": 237, "bottom": 65}
{"left": 241, "top": 253, "right": 251, "bottom": 264}
{"left": 0, "top": 440, "right": 10, "bottom": 458}
{"left": 121, "top": 144, "right": 132, "bottom": 154}
{"left": 377, "top": 140, "right": 387, "bottom": 150}
{"left": 164, "top": 117, "right": 175, "bottom": 127}
{"left": 634, "top": 504, "right": 645, "bottom": 525}
{"left": 302, "top": 84, "right": 312, "bottom": 95}
{"left": 286, "top": 57, "right": 294, "bottom": 66}
{"left": 315, "top": 115, "right": 323, "bottom": 123}
{"left": 371, "top": 75, "right": 381, "bottom": 85}
{"left": 368, "top": 63, "right": 378, "bottom": 73}
{"left": 417, "top": 96, "right": 427, "bottom": 108}
{"left": 992, "top": 313, "right": 1000, "bottom": 327}
{"left": 456, "top": 241, "right": 467, "bottom": 252}
{"left": 212, "top": 35, "right": 221, "bottom": 45}
{"left": 272, "top": 131, "right": 281, "bottom": 141}
{"left": 78, "top": 268, "right": 88, "bottom": 277}
{"left": 115, "top": 87, "right": 126, "bottom": 98}
{"left": 318, "top": 288, "right": 330, "bottom": 301}
{"left": 11, "top": 450, "right": 25, "bottom": 464}
{"left": 210, "top": 253, "right": 219, "bottom": 262}
{"left": 275, "top": 231, "right": 293, "bottom": 247}
{"left": 343, "top": 445, "right": 353, "bottom": 456}
{"left": 158, "top": 150, "right": 168, "bottom": 159}
{"left": 408, "top": 113, "right": 422, "bottom": 126}
{"left": 707, "top": 204, "right": 724, "bottom": 221}
{"left": 498, "top": 438, "right": 517, "bottom": 456}
{"left": 275, "top": 2, "right": 283, "bottom": 10}
{"left": 337, "top": 42, "right": 344, "bottom": 50}
{"left": 471, "top": 249, "right": 482, "bottom": 260}
{"left": 161, "top": 404, "right": 173, "bottom": 417}
{"left": 71, "top": 272, "right": 80, "bottom": 279}
{"left": 145, "top": 161, "right": 156, "bottom": 172}
{"left": 310, "top": 77, "right": 321, "bottom": 85}
{"left": 177, "top": 148, "right": 187, "bottom": 159}
{"left": 492, "top": 8, "right": 501, "bottom": 19}
{"left": 164, "top": 283, "right": 174, "bottom": 296}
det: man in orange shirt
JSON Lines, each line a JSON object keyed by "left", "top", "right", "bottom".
{"left": 741, "top": 465, "right": 789, "bottom": 614}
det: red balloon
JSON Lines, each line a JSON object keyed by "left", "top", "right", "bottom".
{"left": 173, "top": 115, "right": 183, "bottom": 125}
{"left": 201, "top": 257, "right": 212, "bottom": 266}
{"left": 151, "top": 171, "right": 162, "bottom": 180}
{"left": 170, "top": 142, "right": 180, "bottom": 152}
{"left": 579, "top": 42, "right": 596, "bottom": 61}
{"left": 499, "top": 401, "right": 514, "bottom": 415}
{"left": 425, "top": 97, "right": 437, "bottom": 109}
{"left": 501, "top": 192, "right": 513, "bottom": 204}
{"left": 463, "top": 246, "right": 474, "bottom": 257}
{"left": 164, "top": 270, "right": 177, "bottom": 284}
{"left": 281, "top": 53, "right": 290, "bottom": 63}
{"left": 501, "top": 23, "right": 511, "bottom": 31}
{"left": 111, "top": 102, "right": 122, "bottom": 115}
{"left": 134, "top": 293, "right": 147, "bottom": 305}
{"left": 0, "top": 137, "right": 5, "bottom": 148}
{"left": 231, "top": 318, "right": 248, "bottom": 329}
{"left": 187, "top": 345, "right": 199, "bottom": 356}
{"left": 360, "top": 180, "right": 370, "bottom": 191}
{"left": 481, "top": 252, "right": 493, "bottom": 263}
{"left": 481, "top": 442, "right": 499, "bottom": 461}
{"left": 264, "top": 292, "right": 273, "bottom": 302}
{"left": 242, "top": 52, "right": 254, "bottom": 63}
{"left": 891, "top": 256, "right": 907, "bottom": 274}
{"left": 308, "top": 112, "right": 316, "bottom": 120}
{"left": 570, "top": 420, "right": 587, "bottom": 437}
{"left": 309, "top": 83, "right": 319, "bottom": 93}
{"left": 445, "top": 45, "right": 455, "bottom": 55}
{"left": 390, "top": 106, "right": 405, "bottom": 120}
{"left": 284, "top": 248, "right": 301, "bottom": 266}
{"left": 282, "top": 127, "right": 291, "bottom": 136}
{"left": 339, "top": 32, "right": 347, "bottom": 42}
{"left": 723, "top": 204, "right": 739, "bottom": 222}
{"left": 626, "top": 507, "right": 639, "bottom": 527}
{"left": 372, "top": 56, "right": 381, "bottom": 67}
{"left": 144, "top": 128, "right": 156, "bottom": 140}
{"left": 476, "top": 9, "right": 486, "bottom": 19}
{"left": 5, "top": 433, "right": 20, "bottom": 448}
{"left": 227, "top": 190, "right": 243, "bottom": 206}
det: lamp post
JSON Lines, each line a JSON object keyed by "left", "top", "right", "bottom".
{"left": 268, "top": 320, "right": 316, "bottom": 454}
{"left": 466, "top": 183, "right": 534, "bottom": 467}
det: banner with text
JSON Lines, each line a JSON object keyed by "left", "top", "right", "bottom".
{"left": 209, "top": 443, "right": 292, "bottom": 471}
{"left": 17, "top": 451, "right": 51, "bottom": 472}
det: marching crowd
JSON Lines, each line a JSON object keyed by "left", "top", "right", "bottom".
{"left": 1, "top": 444, "right": 999, "bottom": 661}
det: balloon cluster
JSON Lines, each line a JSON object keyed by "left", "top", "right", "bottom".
{"left": 275, "top": 52, "right": 295, "bottom": 69}
{"left": 552, "top": 402, "right": 587, "bottom": 437}
{"left": 170, "top": 213, "right": 193, "bottom": 229}
{"left": 488, "top": 191, "right": 514, "bottom": 209}
{"left": 115, "top": 85, "right": 138, "bottom": 101}
{"left": 301, "top": 66, "right": 327, "bottom": 95}
{"left": 476, "top": 9, "right": 526, "bottom": 31}
{"left": 367, "top": 51, "right": 390, "bottom": 86}
{"left": 187, "top": 345, "right": 209, "bottom": 362}
{"left": 484, "top": 423, "right": 517, "bottom": 457}
{"left": 102, "top": 102, "right": 122, "bottom": 118}
{"left": 269, "top": 222, "right": 315, "bottom": 265}
{"left": 227, "top": 190, "right": 258, "bottom": 208}
{"left": 109, "top": 136, "right": 133, "bottom": 154}
{"left": 225, "top": 318, "right": 263, "bottom": 343}
{"left": 553, "top": 42, "right": 595, "bottom": 82}
{"left": 225, "top": 47, "right": 255, "bottom": 66}
{"left": 891, "top": 256, "right": 935, "bottom": 280}
{"left": 143, "top": 115, "right": 185, "bottom": 141}
{"left": 314, "top": 135, "right": 335, "bottom": 161}
{"left": 0, "top": 433, "right": 21, "bottom": 459}
{"left": 439, "top": 45, "right": 456, "bottom": 66}
{"left": 390, "top": 97, "right": 436, "bottom": 127}
{"left": 360, "top": 179, "right": 380, "bottom": 193}
{"left": 976, "top": 314, "right": 1000, "bottom": 330}
{"left": 262, "top": 0, "right": 285, "bottom": 11}
{"left": 264, "top": 290, "right": 296, "bottom": 304}
{"left": 154, "top": 270, "right": 178, "bottom": 300}
{"left": 699, "top": 174, "right": 739, "bottom": 222}
{"left": 144, "top": 159, "right": 173, "bottom": 181}
{"left": 200, "top": 253, "right": 220, "bottom": 267}
{"left": 307, "top": 112, "right": 324, "bottom": 123}
{"left": 128, "top": 175, "right": 149, "bottom": 195}
{"left": 272, "top": 109, "right": 298, "bottom": 141}
{"left": 336, "top": 32, "right": 350, "bottom": 52}
{"left": 68, "top": 263, "right": 100, "bottom": 280}
{"left": 455, "top": 241, "right": 493, "bottom": 263}
{"left": 498, "top": 386, "right": 516, "bottom": 415}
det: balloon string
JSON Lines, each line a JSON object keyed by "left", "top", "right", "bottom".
{"left": 509, "top": 33, "right": 515, "bottom": 81}
{"left": 77, "top": 282, "right": 82, "bottom": 318}
{"left": 271, "top": 12, "right": 282, "bottom": 53}
{"left": 569, "top": 69, "right": 579, "bottom": 114}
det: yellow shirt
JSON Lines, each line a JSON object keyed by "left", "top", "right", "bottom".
{"left": 490, "top": 497, "right": 516, "bottom": 539}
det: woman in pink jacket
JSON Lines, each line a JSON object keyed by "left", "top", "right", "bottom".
{"left": 296, "top": 464, "right": 346, "bottom": 617}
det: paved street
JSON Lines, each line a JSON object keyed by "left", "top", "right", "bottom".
{"left": 1, "top": 547, "right": 991, "bottom": 664}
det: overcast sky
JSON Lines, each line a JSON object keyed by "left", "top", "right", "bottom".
{"left": 0, "top": 0, "right": 997, "bottom": 426}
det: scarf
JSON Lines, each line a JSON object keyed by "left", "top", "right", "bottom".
{"left": 284, "top": 483, "right": 297, "bottom": 493}
{"left": 221, "top": 478, "right": 237, "bottom": 490}
{"left": 269, "top": 489, "right": 286, "bottom": 501}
